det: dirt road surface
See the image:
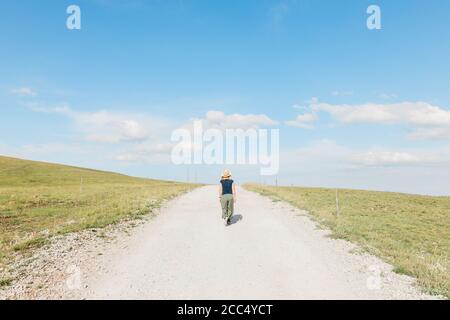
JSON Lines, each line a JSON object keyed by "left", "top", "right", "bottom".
{"left": 65, "top": 186, "right": 434, "bottom": 300}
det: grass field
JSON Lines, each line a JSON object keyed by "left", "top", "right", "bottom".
{"left": 0, "top": 155, "right": 198, "bottom": 274}
{"left": 245, "top": 184, "right": 450, "bottom": 298}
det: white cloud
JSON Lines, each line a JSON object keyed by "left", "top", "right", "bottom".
{"left": 79, "top": 114, "right": 149, "bottom": 143}
{"left": 292, "top": 104, "right": 307, "bottom": 110}
{"left": 408, "top": 127, "right": 450, "bottom": 140}
{"left": 116, "top": 143, "right": 174, "bottom": 163}
{"left": 27, "top": 106, "right": 278, "bottom": 165}
{"left": 161, "top": 110, "right": 279, "bottom": 161}
{"left": 312, "top": 101, "right": 450, "bottom": 126}
{"left": 304, "top": 101, "right": 450, "bottom": 140}
{"left": 285, "top": 113, "right": 317, "bottom": 129}
{"left": 350, "top": 151, "right": 423, "bottom": 166}
{"left": 282, "top": 140, "right": 450, "bottom": 168}
{"left": 12, "top": 87, "right": 37, "bottom": 97}
{"left": 277, "top": 141, "right": 450, "bottom": 195}
{"left": 289, "top": 99, "right": 450, "bottom": 140}
{"left": 349, "top": 147, "right": 450, "bottom": 167}
{"left": 30, "top": 104, "right": 170, "bottom": 143}
{"left": 113, "top": 110, "right": 278, "bottom": 164}
{"left": 279, "top": 140, "right": 353, "bottom": 176}
{"left": 199, "top": 110, "right": 278, "bottom": 130}
{"left": 284, "top": 140, "right": 349, "bottom": 161}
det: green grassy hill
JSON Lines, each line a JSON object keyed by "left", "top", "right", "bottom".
{"left": 0, "top": 155, "right": 197, "bottom": 271}
{"left": 0, "top": 155, "right": 151, "bottom": 186}
{"left": 245, "top": 184, "right": 450, "bottom": 298}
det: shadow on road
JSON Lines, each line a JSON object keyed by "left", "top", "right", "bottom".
{"left": 229, "top": 214, "right": 243, "bottom": 225}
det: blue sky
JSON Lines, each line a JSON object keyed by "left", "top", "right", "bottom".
{"left": 1, "top": 0, "right": 450, "bottom": 195}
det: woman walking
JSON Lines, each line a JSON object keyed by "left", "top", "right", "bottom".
{"left": 219, "top": 170, "right": 236, "bottom": 226}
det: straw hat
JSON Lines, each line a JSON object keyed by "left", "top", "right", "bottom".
{"left": 221, "top": 169, "right": 232, "bottom": 179}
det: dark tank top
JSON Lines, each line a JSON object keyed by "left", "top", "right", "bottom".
{"left": 220, "top": 179, "right": 233, "bottom": 195}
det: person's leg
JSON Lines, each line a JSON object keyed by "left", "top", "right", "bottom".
{"left": 227, "top": 195, "right": 234, "bottom": 221}
{"left": 220, "top": 196, "right": 228, "bottom": 219}
{"left": 222, "top": 194, "right": 233, "bottom": 223}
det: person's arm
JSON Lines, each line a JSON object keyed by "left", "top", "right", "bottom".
{"left": 232, "top": 183, "right": 237, "bottom": 203}
{"left": 218, "top": 183, "right": 222, "bottom": 199}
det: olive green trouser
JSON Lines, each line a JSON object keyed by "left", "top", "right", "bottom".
{"left": 220, "top": 194, "right": 234, "bottom": 220}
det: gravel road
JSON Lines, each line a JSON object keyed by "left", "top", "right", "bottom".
{"left": 64, "top": 185, "right": 435, "bottom": 300}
